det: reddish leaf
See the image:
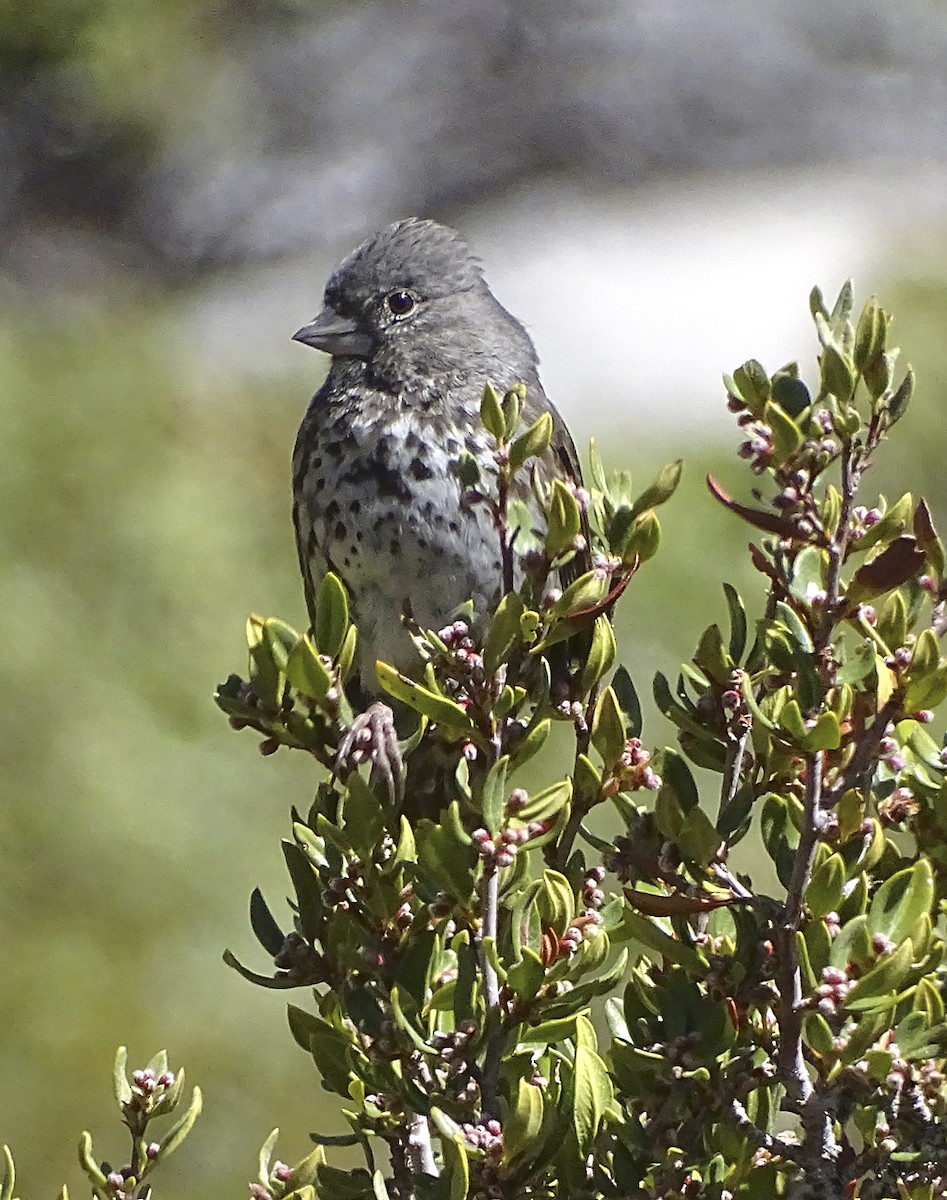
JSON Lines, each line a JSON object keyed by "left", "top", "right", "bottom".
{"left": 847, "top": 536, "right": 926, "bottom": 606}
{"left": 707, "top": 475, "right": 809, "bottom": 540}
{"left": 748, "top": 543, "right": 783, "bottom": 588}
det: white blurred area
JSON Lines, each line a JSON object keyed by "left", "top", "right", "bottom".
{"left": 177, "top": 160, "right": 947, "bottom": 443}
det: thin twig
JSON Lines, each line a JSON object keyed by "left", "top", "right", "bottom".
{"left": 404, "top": 1112, "right": 437, "bottom": 1179}
{"left": 775, "top": 750, "right": 838, "bottom": 1176}
{"left": 477, "top": 864, "right": 503, "bottom": 1116}
{"left": 822, "top": 694, "right": 900, "bottom": 808}
{"left": 717, "top": 724, "right": 750, "bottom": 825}
{"left": 729, "top": 1099, "right": 804, "bottom": 1165}
{"left": 817, "top": 445, "right": 855, "bottom": 652}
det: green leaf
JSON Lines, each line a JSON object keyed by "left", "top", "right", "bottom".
{"left": 155, "top": 1085, "right": 203, "bottom": 1161}
{"left": 630, "top": 459, "right": 683, "bottom": 516}
{"left": 517, "top": 778, "right": 573, "bottom": 825}
{"left": 536, "top": 870, "right": 575, "bottom": 936}
{"left": 611, "top": 665, "right": 643, "bottom": 739}
{"left": 546, "top": 478, "right": 582, "bottom": 558}
{"left": 501, "top": 384, "right": 525, "bottom": 439}
{"left": 480, "top": 755, "right": 508, "bottom": 835}
{"left": 693, "top": 623, "right": 732, "bottom": 686}
{"left": 806, "top": 853, "right": 845, "bottom": 918}
{"left": 804, "top": 711, "right": 841, "bottom": 752}
{"left": 677, "top": 806, "right": 721, "bottom": 867}
{"left": 778, "top": 699, "right": 807, "bottom": 742}
{"left": 844, "top": 938, "right": 914, "bottom": 1012}
{"left": 549, "top": 570, "right": 608, "bottom": 620}
{"left": 764, "top": 399, "right": 804, "bottom": 461}
{"left": 521, "top": 1013, "right": 582, "bottom": 1045}
{"left": 112, "top": 1045, "right": 132, "bottom": 1106}
{"left": 285, "top": 634, "right": 332, "bottom": 701}
{"left": 620, "top": 909, "right": 705, "bottom": 973}
{"left": 573, "top": 1040, "right": 612, "bottom": 1155}
{"left": 510, "top": 411, "right": 553, "bottom": 470}
{"left": 480, "top": 382, "right": 505, "bottom": 442}
{"left": 416, "top": 821, "right": 477, "bottom": 901}
{"left": 315, "top": 573, "right": 349, "bottom": 658}
{"left": 722, "top": 583, "right": 747, "bottom": 662}
{"left": 886, "top": 367, "right": 913, "bottom": 425}
{"left": 853, "top": 492, "right": 913, "bottom": 553}
{"left": 510, "top": 717, "right": 551, "bottom": 769}
{"left": 506, "top": 948, "right": 546, "bottom": 1005}
{"left": 443, "top": 1130, "right": 469, "bottom": 1200}
{"left": 821, "top": 342, "right": 856, "bottom": 404}
{"left": 854, "top": 296, "right": 884, "bottom": 372}
{"left": 868, "top": 860, "right": 935, "bottom": 946}
{"left": 484, "top": 592, "right": 525, "bottom": 673}
{"left": 578, "top": 615, "right": 617, "bottom": 693}
{"left": 788, "top": 546, "right": 826, "bottom": 606}
{"left": 618, "top": 509, "right": 661, "bottom": 563}
{"left": 375, "top": 662, "right": 473, "bottom": 731}
{"left": 337, "top": 623, "right": 358, "bottom": 682}
{"left": 247, "top": 614, "right": 282, "bottom": 704}
{"left": 588, "top": 438, "right": 607, "bottom": 493}
{"left": 829, "top": 914, "right": 873, "bottom": 972}
{"left": 503, "top": 1078, "right": 545, "bottom": 1165}
{"left": 733, "top": 359, "right": 771, "bottom": 412}
{"left": 591, "top": 686, "right": 626, "bottom": 769}
{"left": 803, "top": 1011, "right": 836, "bottom": 1057}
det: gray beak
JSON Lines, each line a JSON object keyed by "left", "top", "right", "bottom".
{"left": 292, "top": 306, "right": 374, "bottom": 358}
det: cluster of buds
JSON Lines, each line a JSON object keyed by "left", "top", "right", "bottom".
{"left": 591, "top": 550, "right": 621, "bottom": 581}
{"left": 735, "top": 412, "right": 774, "bottom": 472}
{"left": 558, "top": 910, "right": 603, "bottom": 957}
{"left": 813, "top": 966, "right": 854, "bottom": 1016}
{"left": 428, "top": 1022, "right": 478, "bottom": 1092}
{"left": 878, "top": 785, "right": 918, "bottom": 827}
{"left": 322, "top": 855, "right": 364, "bottom": 910}
{"left": 462, "top": 1119, "right": 504, "bottom": 1156}
{"left": 566, "top": 479, "right": 591, "bottom": 511}
{"left": 581, "top": 865, "right": 607, "bottom": 910}
{"left": 850, "top": 504, "right": 883, "bottom": 539}
{"left": 437, "top": 619, "right": 486, "bottom": 680}
{"left": 720, "top": 669, "right": 751, "bottom": 734}
{"left": 615, "top": 738, "right": 661, "bottom": 791}
{"left": 472, "top": 825, "right": 530, "bottom": 867}
{"left": 106, "top": 1158, "right": 157, "bottom": 1200}
{"left": 131, "top": 1067, "right": 175, "bottom": 1097}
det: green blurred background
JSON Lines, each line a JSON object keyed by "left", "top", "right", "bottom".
{"left": 3, "top": 1, "right": 947, "bottom": 1194}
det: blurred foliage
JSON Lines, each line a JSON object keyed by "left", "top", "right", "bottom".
{"left": 2, "top": 263, "right": 947, "bottom": 1194}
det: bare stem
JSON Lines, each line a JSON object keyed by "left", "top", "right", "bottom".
{"left": 404, "top": 1112, "right": 437, "bottom": 1180}
{"left": 729, "top": 1099, "right": 804, "bottom": 1165}
{"left": 477, "top": 863, "right": 503, "bottom": 1115}
{"left": 817, "top": 444, "right": 855, "bottom": 652}
{"left": 717, "top": 724, "right": 749, "bottom": 825}
{"left": 775, "top": 750, "right": 838, "bottom": 1174}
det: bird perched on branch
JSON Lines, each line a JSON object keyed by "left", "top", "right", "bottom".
{"left": 291, "top": 217, "right": 583, "bottom": 700}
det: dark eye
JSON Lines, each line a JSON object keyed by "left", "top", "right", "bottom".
{"left": 386, "top": 290, "right": 416, "bottom": 317}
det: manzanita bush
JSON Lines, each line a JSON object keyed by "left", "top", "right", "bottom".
{"left": 6, "top": 284, "right": 946, "bottom": 1200}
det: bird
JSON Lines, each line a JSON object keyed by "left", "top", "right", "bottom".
{"left": 291, "top": 217, "right": 584, "bottom": 702}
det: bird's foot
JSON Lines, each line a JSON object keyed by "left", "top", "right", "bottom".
{"left": 336, "top": 702, "right": 404, "bottom": 806}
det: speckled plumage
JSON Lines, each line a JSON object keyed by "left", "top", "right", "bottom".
{"left": 292, "top": 218, "right": 582, "bottom": 690}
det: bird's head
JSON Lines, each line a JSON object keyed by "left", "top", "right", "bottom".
{"left": 292, "top": 218, "right": 488, "bottom": 362}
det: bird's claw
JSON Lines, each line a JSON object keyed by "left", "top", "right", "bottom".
{"left": 336, "top": 702, "right": 404, "bottom": 805}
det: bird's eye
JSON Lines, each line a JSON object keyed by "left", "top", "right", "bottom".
{"left": 386, "top": 290, "right": 416, "bottom": 317}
